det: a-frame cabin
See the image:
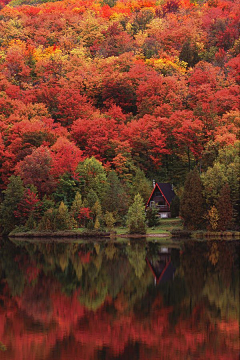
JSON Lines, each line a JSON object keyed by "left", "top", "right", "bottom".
{"left": 146, "top": 182, "right": 176, "bottom": 218}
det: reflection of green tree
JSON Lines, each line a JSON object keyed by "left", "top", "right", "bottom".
{"left": 126, "top": 242, "right": 147, "bottom": 278}
{"left": 4, "top": 238, "right": 238, "bottom": 334}
{"left": 203, "top": 273, "right": 239, "bottom": 320}
{"left": 72, "top": 255, "right": 82, "bottom": 280}
{"left": 55, "top": 261, "right": 79, "bottom": 295}
{"left": 105, "top": 242, "right": 117, "bottom": 260}
{"left": 107, "top": 257, "right": 130, "bottom": 299}
{"left": 0, "top": 239, "right": 25, "bottom": 296}
{"left": 79, "top": 262, "right": 109, "bottom": 311}
{"left": 203, "top": 242, "right": 239, "bottom": 320}
{"left": 79, "top": 284, "right": 108, "bottom": 311}
{"left": 0, "top": 341, "right": 7, "bottom": 351}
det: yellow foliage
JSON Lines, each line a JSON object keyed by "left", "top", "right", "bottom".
{"left": 72, "top": 258, "right": 82, "bottom": 280}
{"left": 209, "top": 242, "right": 219, "bottom": 266}
{"left": 33, "top": 46, "right": 63, "bottom": 61}
{"left": 94, "top": 243, "right": 100, "bottom": 255}
{"left": 105, "top": 243, "right": 116, "bottom": 260}
{"left": 207, "top": 206, "right": 219, "bottom": 231}
{"left": 146, "top": 57, "right": 187, "bottom": 75}
{"left": 59, "top": 253, "right": 68, "bottom": 271}
{"left": 94, "top": 217, "right": 100, "bottom": 230}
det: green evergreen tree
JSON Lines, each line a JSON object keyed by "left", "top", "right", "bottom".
{"left": 53, "top": 173, "right": 79, "bottom": 206}
{"left": 146, "top": 206, "right": 159, "bottom": 227}
{"left": 0, "top": 176, "right": 24, "bottom": 234}
{"left": 126, "top": 194, "right": 146, "bottom": 234}
{"left": 180, "top": 168, "right": 205, "bottom": 230}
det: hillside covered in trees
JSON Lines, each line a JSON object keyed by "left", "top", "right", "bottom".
{"left": 0, "top": 0, "right": 239, "bottom": 233}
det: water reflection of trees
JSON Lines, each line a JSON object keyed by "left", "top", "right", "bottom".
{"left": 0, "top": 238, "right": 239, "bottom": 360}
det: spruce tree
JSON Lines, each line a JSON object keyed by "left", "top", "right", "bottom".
{"left": 180, "top": 168, "right": 205, "bottom": 230}
{"left": 126, "top": 194, "right": 146, "bottom": 234}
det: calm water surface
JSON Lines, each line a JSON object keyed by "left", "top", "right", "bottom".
{"left": 0, "top": 238, "right": 239, "bottom": 360}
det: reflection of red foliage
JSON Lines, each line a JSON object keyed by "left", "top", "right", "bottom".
{"left": 1, "top": 280, "right": 239, "bottom": 360}
{"left": 78, "top": 251, "right": 91, "bottom": 264}
{"left": 51, "top": 289, "right": 85, "bottom": 330}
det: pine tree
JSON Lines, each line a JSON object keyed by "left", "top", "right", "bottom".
{"left": 180, "top": 168, "right": 205, "bottom": 230}
{"left": 126, "top": 194, "right": 146, "bottom": 234}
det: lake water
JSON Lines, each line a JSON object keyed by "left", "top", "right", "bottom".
{"left": 0, "top": 238, "right": 239, "bottom": 360}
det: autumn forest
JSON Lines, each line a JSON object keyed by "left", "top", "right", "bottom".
{"left": 0, "top": 0, "right": 239, "bottom": 233}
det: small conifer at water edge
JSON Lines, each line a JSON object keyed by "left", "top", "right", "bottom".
{"left": 126, "top": 194, "right": 146, "bottom": 234}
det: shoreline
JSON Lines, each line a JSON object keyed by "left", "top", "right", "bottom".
{"left": 7, "top": 229, "right": 240, "bottom": 241}
{"left": 9, "top": 230, "right": 170, "bottom": 239}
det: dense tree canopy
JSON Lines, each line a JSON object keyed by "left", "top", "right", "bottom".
{"left": 0, "top": 0, "right": 239, "bottom": 231}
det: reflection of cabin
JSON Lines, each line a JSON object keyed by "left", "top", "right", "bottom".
{"left": 146, "top": 247, "right": 175, "bottom": 285}
{"left": 146, "top": 183, "right": 176, "bottom": 218}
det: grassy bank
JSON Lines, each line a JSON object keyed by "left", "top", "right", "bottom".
{"left": 115, "top": 218, "right": 183, "bottom": 237}
{"left": 9, "top": 219, "right": 239, "bottom": 241}
{"left": 9, "top": 218, "right": 183, "bottom": 239}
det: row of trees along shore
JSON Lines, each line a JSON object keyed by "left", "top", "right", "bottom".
{"left": 0, "top": 141, "right": 239, "bottom": 235}
{"left": 0, "top": 0, "right": 239, "bottom": 234}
